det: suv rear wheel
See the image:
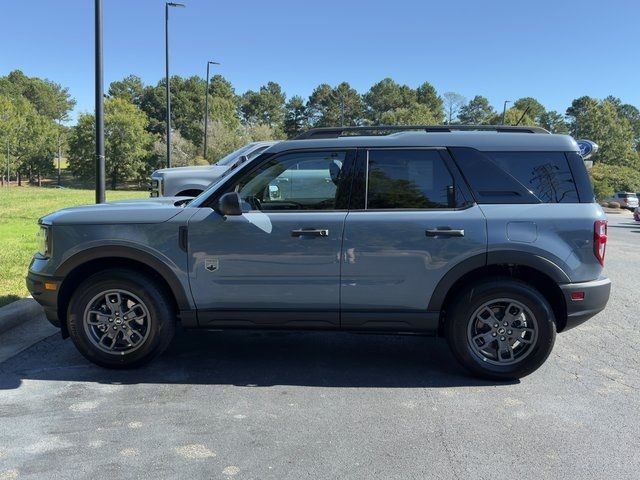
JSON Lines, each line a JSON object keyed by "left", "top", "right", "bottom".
{"left": 67, "top": 269, "right": 176, "bottom": 368}
{"left": 445, "top": 278, "right": 556, "bottom": 380}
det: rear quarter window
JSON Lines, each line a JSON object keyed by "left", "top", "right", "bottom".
{"left": 487, "top": 151, "right": 579, "bottom": 203}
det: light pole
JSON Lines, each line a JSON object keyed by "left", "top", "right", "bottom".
{"left": 95, "top": 0, "right": 105, "bottom": 203}
{"left": 57, "top": 120, "right": 63, "bottom": 186}
{"left": 501, "top": 100, "right": 511, "bottom": 125}
{"left": 165, "top": 2, "right": 186, "bottom": 168}
{"left": 203, "top": 60, "right": 220, "bottom": 159}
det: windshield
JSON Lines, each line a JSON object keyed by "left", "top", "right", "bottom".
{"left": 215, "top": 143, "right": 258, "bottom": 167}
{"left": 188, "top": 154, "right": 261, "bottom": 208}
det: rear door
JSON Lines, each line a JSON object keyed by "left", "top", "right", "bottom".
{"left": 340, "top": 148, "right": 487, "bottom": 331}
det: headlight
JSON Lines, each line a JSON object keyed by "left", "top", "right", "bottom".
{"left": 150, "top": 177, "right": 162, "bottom": 197}
{"left": 36, "top": 225, "right": 51, "bottom": 258}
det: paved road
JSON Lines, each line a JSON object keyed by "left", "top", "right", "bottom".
{"left": 1, "top": 212, "right": 639, "bottom": 480}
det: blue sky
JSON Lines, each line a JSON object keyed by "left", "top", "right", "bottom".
{"left": 2, "top": 0, "right": 639, "bottom": 123}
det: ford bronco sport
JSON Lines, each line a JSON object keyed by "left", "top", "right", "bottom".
{"left": 27, "top": 125, "right": 611, "bottom": 379}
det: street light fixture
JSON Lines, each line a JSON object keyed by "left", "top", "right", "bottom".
{"left": 165, "top": 2, "right": 186, "bottom": 168}
{"left": 203, "top": 60, "right": 220, "bottom": 159}
{"left": 502, "top": 100, "right": 511, "bottom": 125}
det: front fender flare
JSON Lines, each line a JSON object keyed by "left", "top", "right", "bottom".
{"left": 55, "top": 245, "right": 193, "bottom": 312}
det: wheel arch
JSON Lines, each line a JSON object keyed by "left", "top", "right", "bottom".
{"left": 430, "top": 252, "right": 569, "bottom": 335}
{"left": 55, "top": 247, "right": 194, "bottom": 337}
{"left": 176, "top": 189, "right": 203, "bottom": 197}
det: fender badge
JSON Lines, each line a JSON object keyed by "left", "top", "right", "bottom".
{"left": 204, "top": 258, "right": 219, "bottom": 272}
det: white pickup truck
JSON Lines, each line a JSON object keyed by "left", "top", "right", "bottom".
{"left": 150, "top": 141, "right": 277, "bottom": 197}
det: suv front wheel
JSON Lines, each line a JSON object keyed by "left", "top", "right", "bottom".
{"left": 445, "top": 278, "right": 556, "bottom": 380}
{"left": 67, "top": 269, "right": 176, "bottom": 368}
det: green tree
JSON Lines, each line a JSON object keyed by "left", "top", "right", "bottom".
{"left": 240, "top": 82, "right": 286, "bottom": 128}
{"left": 605, "top": 96, "right": 640, "bottom": 148}
{"left": 567, "top": 97, "right": 636, "bottom": 166}
{"left": 0, "top": 70, "right": 75, "bottom": 121}
{"left": 363, "top": 78, "right": 416, "bottom": 124}
{"left": 283, "top": 95, "right": 309, "bottom": 138}
{"left": 590, "top": 163, "right": 640, "bottom": 196}
{"left": 513, "top": 97, "right": 546, "bottom": 124}
{"left": 0, "top": 95, "right": 58, "bottom": 184}
{"left": 489, "top": 107, "right": 535, "bottom": 126}
{"left": 68, "top": 98, "right": 154, "bottom": 189}
{"left": 539, "top": 111, "right": 569, "bottom": 133}
{"left": 379, "top": 104, "right": 438, "bottom": 125}
{"left": 307, "top": 82, "right": 363, "bottom": 127}
{"left": 137, "top": 74, "right": 240, "bottom": 147}
{"left": 415, "top": 81, "right": 444, "bottom": 122}
{"left": 458, "top": 96, "right": 495, "bottom": 124}
{"left": 108, "top": 75, "right": 145, "bottom": 105}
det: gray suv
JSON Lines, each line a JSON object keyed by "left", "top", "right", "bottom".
{"left": 27, "top": 125, "right": 611, "bottom": 379}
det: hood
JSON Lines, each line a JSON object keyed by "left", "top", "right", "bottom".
{"left": 40, "top": 196, "right": 192, "bottom": 226}
{"left": 152, "top": 165, "right": 229, "bottom": 177}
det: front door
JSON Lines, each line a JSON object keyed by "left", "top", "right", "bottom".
{"left": 187, "top": 149, "right": 354, "bottom": 328}
{"left": 340, "top": 148, "right": 487, "bottom": 331}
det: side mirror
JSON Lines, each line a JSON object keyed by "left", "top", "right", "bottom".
{"left": 230, "top": 155, "right": 250, "bottom": 170}
{"left": 218, "top": 192, "right": 243, "bottom": 216}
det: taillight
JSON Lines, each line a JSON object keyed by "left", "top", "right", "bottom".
{"left": 594, "top": 220, "right": 607, "bottom": 266}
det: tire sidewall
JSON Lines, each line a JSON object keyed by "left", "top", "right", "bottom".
{"left": 446, "top": 279, "right": 556, "bottom": 380}
{"left": 67, "top": 270, "right": 174, "bottom": 368}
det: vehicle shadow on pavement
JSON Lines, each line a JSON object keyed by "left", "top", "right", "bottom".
{"left": 0, "top": 330, "right": 516, "bottom": 390}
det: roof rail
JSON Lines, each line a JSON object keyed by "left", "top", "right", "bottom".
{"left": 294, "top": 125, "right": 550, "bottom": 139}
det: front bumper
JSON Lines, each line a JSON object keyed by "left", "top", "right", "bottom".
{"left": 26, "top": 271, "right": 62, "bottom": 329}
{"left": 560, "top": 276, "right": 611, "bottom": 331}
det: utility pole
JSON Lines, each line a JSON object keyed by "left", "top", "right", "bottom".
{"left": 165, "top": 2, "right": 186, "bottom": 168}
{"left": 95, "top": 0, "right": 105, "bottom": 203}
{"left": 203, "top": 60, "right": 220, "bottom": 159}
{"left": 501, "top": 100, "right": 511, "bottom": 125}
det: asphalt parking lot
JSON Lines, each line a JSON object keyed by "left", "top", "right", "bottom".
{"left": 1, "top": 212, "right": 638, "bottom": 480}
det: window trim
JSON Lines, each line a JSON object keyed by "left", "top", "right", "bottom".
{"left": 352, "top": 147, "right": 474, "bottom": 212}
{"left": 201, "top": 147, "right": 357, "bottom": 213}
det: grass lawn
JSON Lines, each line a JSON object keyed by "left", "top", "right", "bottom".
{"left": 0, "top": 186, "right": 147, "bottom": 307}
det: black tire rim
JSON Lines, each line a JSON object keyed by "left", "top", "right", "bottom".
{"left": 466, "top": 298, "right": 538, "bottom": 366}
{"left": 82, "top": 289, "right": 151, "bottom": 355}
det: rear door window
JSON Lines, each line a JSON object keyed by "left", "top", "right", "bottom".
{"left": 366, "top": 149, "right": 459, "bottom": 209}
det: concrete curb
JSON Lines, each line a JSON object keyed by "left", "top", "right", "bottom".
{"left": 0, "top": 299, "right": 58, "bottom": 364}
{"left": 0, "top": 298, "right": 44, "bottom": 335}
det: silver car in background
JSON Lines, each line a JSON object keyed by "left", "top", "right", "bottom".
{"left": 150, "top": 141, "right": 277, "bottom": 197}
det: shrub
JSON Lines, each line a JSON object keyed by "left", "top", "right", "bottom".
{"left": 608, "top": 202, "right": 621, "bottom": 209}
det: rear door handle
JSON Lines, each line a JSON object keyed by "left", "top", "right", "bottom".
{"left": 291, "top": 228, "right": 329, "bottom": 238}
{"left": 426, "top": 228, "right": 465, "bottom": 238}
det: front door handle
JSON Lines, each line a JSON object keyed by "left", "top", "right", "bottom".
{"left": 426, "top": 228, "right": 465, "bottom": 238}
{"left": 291, "top": 228, "right": 329, "bottom": 238}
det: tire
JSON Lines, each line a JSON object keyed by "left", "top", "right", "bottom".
{"left": 67, "top": 269, "right": 176, "bottom": 369}
{"left": 445, "top": 278, "right": 556, "bottom": 380}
